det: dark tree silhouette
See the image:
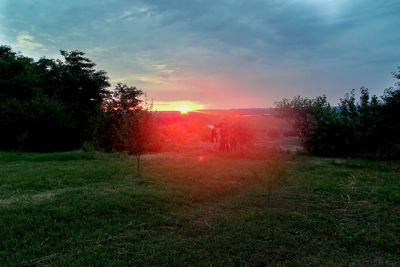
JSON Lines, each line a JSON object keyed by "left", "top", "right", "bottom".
{"left": 0, "top": 45, "right": 110, "bottom": 151}
{"left": 275, "top": 67, "right": 400, "bottom": 157}
{"left": 116, "top": 106, "right": 157, "bottom": 176}
{"left": 96, "top": 82, "right": 158, "bottom": 176}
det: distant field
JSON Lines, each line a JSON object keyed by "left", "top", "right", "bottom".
{"left": 0, "top": 150, "right": 399, "bottom": 265}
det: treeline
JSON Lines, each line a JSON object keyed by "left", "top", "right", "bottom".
{"left": 0, "top": 45, "right": 151, "bottom": 153}
{"left": 3, "top": 44, "right": 400, "bottom": 158}
{"left": 275, "top": 69, "right": 400, "bottom": 157}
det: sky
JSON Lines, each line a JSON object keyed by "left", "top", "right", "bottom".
{"left": 1, "top": 0, "right": 400, "bottom": 110}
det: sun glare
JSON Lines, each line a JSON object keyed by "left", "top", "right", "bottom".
{"left": 175, "top": 104, "right": 192, "bottom": 114}
{"left": 153, "top": 101, "right": 205, "bottom": 112}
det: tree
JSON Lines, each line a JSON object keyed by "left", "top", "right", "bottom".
{"left": 380, "top": 69, "right": 400, "bottom": 156}
{"left": 274, "top": 95, "right": 345, "bottom": 155}
{"left": 0, "top": 45, "right": 110, "bottom": 151}
{"left": 116, "top": 104, "right": 158, "bottom": 176}
{"left": 274, "top": 82, "right": 400, "bottom": 157}
{"left": 56, "top": 50, "right": 110, "bottom": 145}
{"left": 91, "top": 83, "right": 144, "bottom": 151}
{"left": 103, "top": 83, "right": 143, "bottom": 113}
{"left": 95, "top": 83, "right": 158, "bottom": 176}
{"left": 338, "top": 89, "right": 362, "bottom": 155}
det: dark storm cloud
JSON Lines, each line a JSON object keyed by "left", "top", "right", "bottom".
{"left": 143, "top": 0, "right": 399, "bottom": 62}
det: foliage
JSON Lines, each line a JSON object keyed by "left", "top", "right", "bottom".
{"left": 275, "top": 68, "right": 400, "bottom": 157}
{"left": 92, "top": 82, "right": 160, "bottom": 175}
{"left": 114, "top": 104, "right": 159, "bottom": 176}
{"left": 0, "top": 45, "right": 110, "bottom": 151}
{"left": 102, "top": 83, "right": 143, "bottom": 112}
{"left": 274, "top": 95, "right": 345, "bottom": 155}
{"left": 380, "top": 77, "right": 400, "bottom": 155}
{"left": 90, "top": 83, "right": 144, "bottom": 152}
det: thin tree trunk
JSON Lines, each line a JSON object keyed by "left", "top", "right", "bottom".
{"left": 268, "top": 179, "right": 271, "bottom": 204}
{"left": 376, "top": 145, "right": 382, "bottom": 158}
{"left": 136, "top": 154, "right": 141, "bottom": 177}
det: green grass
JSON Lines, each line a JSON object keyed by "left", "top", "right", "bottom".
{"left": 0, "top": 151, "right": 399, "bottom": 265}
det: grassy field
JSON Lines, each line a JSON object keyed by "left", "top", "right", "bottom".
{"left": 0, "top": 150, "right": 399, "bottom": 266}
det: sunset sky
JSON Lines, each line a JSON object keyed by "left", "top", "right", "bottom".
{"left": 1, "top": 0, "right": 400, "bottom": 110}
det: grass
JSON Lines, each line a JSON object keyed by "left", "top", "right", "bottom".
{"left": 0, "top": 150, "right": 399, "bottom": 265}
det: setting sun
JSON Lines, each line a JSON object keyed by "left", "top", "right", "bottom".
{"left": 175, "top": 104, "right": 192, "bottom": 114}
{"left": 153, "top": 101, "right": 205, "bottom": 112}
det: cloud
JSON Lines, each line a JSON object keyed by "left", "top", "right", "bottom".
{"left": 15, "top": 32, "right": 45, "bottom": 51}
{"left": 1, "top": 0, "right": 399, "bottom": 107}
{"left": 85, "top": 46, "right": 107, "bottom": 55}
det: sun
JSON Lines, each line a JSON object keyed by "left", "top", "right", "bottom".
{"left": 175, "top": 104, "right": 192, "bottom": 114}
{"left": 154, "top": 101, "right": 205, "bottom": 112}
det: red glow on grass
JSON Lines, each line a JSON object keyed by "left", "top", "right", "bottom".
{"left": 198, "top": 156, "right": 204, "bottom": 162}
